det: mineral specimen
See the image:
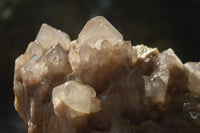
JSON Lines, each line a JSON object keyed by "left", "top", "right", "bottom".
{"left": 14, "top": 16, "right": 200, "bottom": 133}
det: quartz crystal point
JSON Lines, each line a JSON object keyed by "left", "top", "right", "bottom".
{"left": 69, "top": 16, "right": 132, "bottom": 93}
{"left": 155, "top": 48, "right": 188, "bottom": 90}
{"left": 143, "top": 75, "right": 167, "bottom": 103}
{"left": 36, "top": 23, "right": 71, "bottom": 52}
{"left": 13, "top": 16, "right": 200, "bottom": 133}
{"left": 14, "top": 43, "right": 72, "bottom": 132}
{"left": 78, "top": 16, "right": 123, "bottom": 46}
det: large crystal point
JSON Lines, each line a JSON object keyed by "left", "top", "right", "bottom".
{"left": 78, "top": 16, "right": 123, "bottom": 46}
{"left": 36, "top": 23, "right": 71, "bottom": 51}
{"left": 25, "top": 41, "right": 46, "bottom": 59}
{"left": 69, "top": 16, "right": 130, "bottom": 93}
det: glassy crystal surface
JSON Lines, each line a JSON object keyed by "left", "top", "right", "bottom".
{"left": 78, "top": 16, "right": 123, "bottom": 46}
{"left": 36, "top": 23, "right": 71, "bottom": 51}
{"left": 143, "top": 74, "right": 167, "bottom": 103}
{"left": 185, "top": 62, "right": 200, "bottom": 95}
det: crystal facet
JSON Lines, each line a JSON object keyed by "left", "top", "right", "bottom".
{"left": 36, "top": 23, "right": 71, "bottom": 51}
{"left": 185, "top": 62, "right": 200, "bottom": 95}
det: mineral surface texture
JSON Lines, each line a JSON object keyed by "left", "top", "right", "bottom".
{"left": 14, "top": 16, "right": 200, "bottom": 133}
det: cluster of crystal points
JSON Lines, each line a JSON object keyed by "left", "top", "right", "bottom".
{"left": 13, "top": 16, "right": 200, "bottom": 133}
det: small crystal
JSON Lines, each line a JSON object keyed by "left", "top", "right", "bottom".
{"left": 185, "top": 62, "right": 200, "bottom": 95}
{"left": 25, "top": 41, "right": 46, "bottom": 59}
{"left": 44, "top": 44, "right": 72, "bottom": 78}
{"left": 143, "top": 74, "right": 167, "bottom": 103}
{"left": 155, "top": 48, "right": 188, "bottom": 95}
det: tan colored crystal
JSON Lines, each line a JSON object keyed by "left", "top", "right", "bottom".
{"left": 52, "top": 80, "right": 100, "bottom": 116}
{"left": 69, "top": 40, "right": 132, "bottom": 93}
{"left": 36, "top": 23, "right": 71, "bottom": 51}
{"left": 154, "top": 48, "right": 188, "bottom": 93}
{"left": 132, "top": 45, "right": 159, "bottom": 75}
{"left": 78, "top": 16, "right": 123, "bottom": 46}
{"left": 52, "top": 80, "right": 100, "bottom": 133}
{"left": 185, "top": 62, "right": 200, "bottom": 95}
{"left": 143, "top": 74, "right": 167, "bottom": 103}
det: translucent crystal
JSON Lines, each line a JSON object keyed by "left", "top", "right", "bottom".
{"left": 14, "top": 54, "right": 29, "bottom": 82}
{"left": 25, "top": 41, "right": 46, "bottom": 59}
{"left": 21, "top": 44, "right": 71, "bottom": 89}
{"left": 13, "top": 80, "right": 29, "bottom": 123}
{"left": 44, "top": 44, "right": 72, "bottom": 78}
{"left": 184, "top": 62, "right": 200, "bottom": 95}
{"left": 154, "top": 48, "right": 188, "bottom": 95}
{"left": 52, "top": 80, "right": 100, "bottom": 132}
{"left": 52, "top": 80, "right": 100, "bottom": 116}
{"left": 69, "top": 40, "right": 132, "bottom": 93}
{"left": 15, "top": 44, "right": 72, "bottom": 133}
{"left": 36, "top": 23, "right": 71, "bottom": 51}
{"left": 159, "top": 48, "right": 183, "bottom": 69}
{"left": 143, "top": 74, "right": 167, "bottom": 103}
{"left": 20, "top": 55, "right": 47, "bottom": 92}
{"left": 78, "top": 16, "right": 123, "bottom": 46}
{"left": 69, "top": 16, "right": 132, "bottom": 93}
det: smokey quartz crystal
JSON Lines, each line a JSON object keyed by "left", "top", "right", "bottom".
{"left": 13, "top": 16, "right": 200, "bottom": 133}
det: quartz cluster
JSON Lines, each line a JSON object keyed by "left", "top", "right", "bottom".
{"left": 13, "top": 16, "right": 200, "bottom": 133}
